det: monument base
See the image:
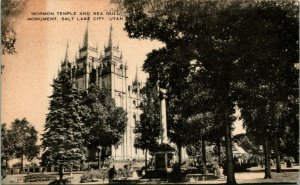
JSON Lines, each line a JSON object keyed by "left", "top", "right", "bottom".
{"left": 154, "top": 152, "right": 174, "bottom": 170}
{"left": 154, "top": 144, "right": 175, "bottom": 170}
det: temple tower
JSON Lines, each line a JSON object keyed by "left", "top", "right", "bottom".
{"left": 61, "top": 24, "right": 144, "bottom": 160}
{"left": 74, "top": 23, "right": 100, "bottom": 90}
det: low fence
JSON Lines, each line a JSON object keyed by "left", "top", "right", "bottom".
{"left": 7, "top": 166, "right": 84, "bottom": 174}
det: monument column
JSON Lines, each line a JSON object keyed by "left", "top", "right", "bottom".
{"left": 153, "top": 86, "right": 174, "bottom": 171}
{"left": 160, "top": 88, "right": 168, "bottom": 144}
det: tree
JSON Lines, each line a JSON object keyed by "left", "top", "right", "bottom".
{"left": 279, "top": 95, "right": 299, "bottom": 163}
{"left": 233, "top": 134, "right": 261, "bottom": 155}
{"left": 81, "top": 84, "right": 127, "bottom": 168}
{"left": 42, "top": 70, "right": 85, "bottom": 183}
{"left": 1, "top": 0, "right": 28, "bottom": 55}
{"left": 5, "top": 118, "right": 39, "bottom": 172}
{"left": 235, "top": 1, "right": 298, "bottom": 177}
{"left": 134, "top": 80, "right": 160, "bottom": 167}
{"left": 183, "top": 61, "right": 226, "bottom": 165}
{"left": 1, "top": 123, "right": 14, "bottom": 160}
{"left": 186, "top": 112, "right": 214, "bottom": 173}
{"left": 120, "top": 1, "right": 240, "bottom": 183}
{"left": 1, "top": 0, "right": 28, "bottom": 74}
{"left": 120, "top": 0, "right": 298, "bottom": 183}
{"left": 143, "top": 46, "right": 194, "bottom": 166}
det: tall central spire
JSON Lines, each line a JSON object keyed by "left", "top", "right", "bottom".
{"left": 83, "top": 22, "right": 89, "bottom": 47}
{"left": 134, "top": 65, "right": 138, "bottom": 82}
{"left": 64, "top": 41, "right": 69, "bottom": 62}
{"left": 133, "top": 65, "right": 139, "bottom": 86}
{"left": 108, "top": 24, "right": 113, "bottom": 48}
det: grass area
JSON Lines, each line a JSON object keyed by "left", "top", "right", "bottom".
{"left": 237, "top": 172, "right": 299, "bottom": 184}
{"left": 1, "top": 164, "right": 299, "bottom": 184}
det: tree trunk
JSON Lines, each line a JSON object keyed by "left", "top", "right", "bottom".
{"left": 20, "top": 155, "right": 24, "bottom": 173}
{"left": 178, "top": 144, "right": 182, "bottom": 166}
{"left": 201, "top": 139, "right": 207, "bottom": 165}
{"left": 224, "top": 116, "right": 237, "bottom": 185}
{"left": 98, "top": 149, "right": 101, "bottom": 170}
{"left": 59, "top": 164, "right": 64, "bottom": 184}
{"left": 264, "top": 139, "right": 272, "bottom": 178}
{"left": 70, "top": 165, "right": 73, "bottom": 176}
{"left": 216, "top": 138, "right": 221, "bottom": 164}
{"left": 145, "top": 149, "right": 148, "bottom": 168}
{"left": 274, "top": 136, "right": 281, "bottom": 173}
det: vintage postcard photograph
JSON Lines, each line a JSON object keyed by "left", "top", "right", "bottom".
{"left": 1, "top": 0, "right": 299, "bottom": 185}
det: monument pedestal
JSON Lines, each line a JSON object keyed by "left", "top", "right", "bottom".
{"left": 154, "top": 151, "right": 174, "bottom": 170}
{"left": 154, "top": 144, "right": 175, "bottom": 171}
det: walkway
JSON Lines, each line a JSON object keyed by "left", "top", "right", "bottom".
{"left": 1, "top": 165, "right": 299, "bottom": 185}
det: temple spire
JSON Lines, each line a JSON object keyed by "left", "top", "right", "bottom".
{"left": 83, "top": 22, "right": 89, "bottom": 47}
{"left": 133, "top": 65, "right": 139, "bottom": 85}
{"left": 135, "top": 65, "right": 138, "bottom": 82}
{"left": 108, "top": 24, "right": 113, "bottom": 48}
{"left": 75, "top": 52, "right": 78, "bottom": 61}
{"left": 64, "top": 41, "right": 69, "bottom": 62}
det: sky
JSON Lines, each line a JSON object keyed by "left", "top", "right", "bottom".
{"left": 1, "top": 0, "right": 245, "bottom": 143}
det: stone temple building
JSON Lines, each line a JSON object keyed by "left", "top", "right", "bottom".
{"left": 60, "top": 24, "right": 144, "bottom": 160}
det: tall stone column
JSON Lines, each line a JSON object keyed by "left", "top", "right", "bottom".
{"left": 159, "top": 88, "right": 168, "bottom": 144}
{"left": 154, "top": 87, "right": 174, "bottom": 170}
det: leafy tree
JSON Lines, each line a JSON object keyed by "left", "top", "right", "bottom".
{"left": 81, "top": 84, "right": 127, "bottom": 168}
{"left": 1, "top": 0, "right": 28, "bottom": 74}
{"left": 1, "top": 123, "right": 13, "bottom": 160}
{"left": 1, "top": 0, "right": 28, "bottom": 55}
{"left": 186, "top": 112, "right": 214, "bottom": 173}
{"left": 183, "top": 61, "right": 227, "bottom": 165}
{"left": 134, "top": 81, "right": 160, "bottom": 167}
{"left": 233, "top": 134, "right": 261, "bottom": 155}
{"left": 120, "top": 0, "right": 298, "bottom": 182}
{"left": 235, "top": 1, "right": 298, "bottom": 177}
{"left": 5, "top": 118, "right": 39, "bottom": 172}
{"left": 280, "top": 101, "right": 299, "bottom": 163}
{"left": 143, "top": 45, "right": 194, "bottom": 166}
{"left": 120, "top": 1, "right": 240, "bottom": 183}
{"left": 42, "top": 70, "right": 85, "bottom": 182}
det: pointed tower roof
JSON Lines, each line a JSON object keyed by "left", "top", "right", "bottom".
{"left": 135, "top": 65, "right": 138, "bottom": 81}
{"left": 133, "top": 65, "right": 139, "bottom": 86}
{"left": 83, "top": 22, "right": 89, "bottom": 47}
{"left": 64, "top": 41, "right": 69, "bottom": 62}
{"left": 74, "top": 52, "right": 78, "bottom": 64}
{"left": 107, "top": 24, "right": 113, "bottom": 48}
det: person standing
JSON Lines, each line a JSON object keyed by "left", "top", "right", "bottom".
{"left": 108, "top": 165, "right": 117, "bottom": 181}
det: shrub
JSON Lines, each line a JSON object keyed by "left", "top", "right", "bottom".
{"left": 24, "top": 174, "right": 56, "bottom": 182}
{"left": 136, "top": 166, "right": 147, "bottom": 177}
{"left": 80, "top": 170, "right": 108, "bottom": 183}
{"left": 102, "top": 158, "right": 112, "bottom": 168}
{"left": 167, "top": 164, "right": 185, "bottom": 182}
{"left": 48, "top": 179, "right": 70, "bottom": 185}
